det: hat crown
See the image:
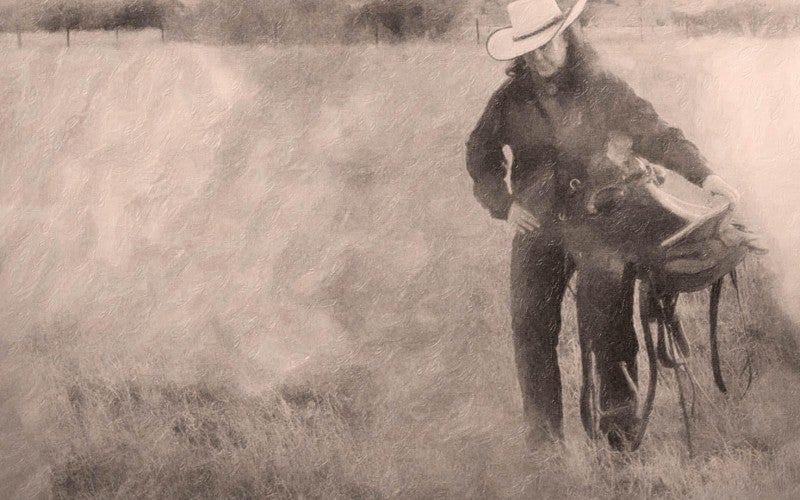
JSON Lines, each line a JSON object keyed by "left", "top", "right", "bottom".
{"left": 508, "top": 0, "right": 564, "bottom": 38}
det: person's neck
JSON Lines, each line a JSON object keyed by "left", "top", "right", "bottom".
{"left": 530, "top": 61, "right": 588, "bottom": 97}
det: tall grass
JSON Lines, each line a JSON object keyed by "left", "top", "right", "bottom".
{"left": 0, "top": 34, "right": 799, "bottom": 497}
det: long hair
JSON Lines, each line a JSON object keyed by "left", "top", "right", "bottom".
{"left": 505, "top": 24, "right": 600, "bottom": 92}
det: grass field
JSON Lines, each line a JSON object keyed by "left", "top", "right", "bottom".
{"left": 1, "top": 31, "right": 800, "bottom": 498}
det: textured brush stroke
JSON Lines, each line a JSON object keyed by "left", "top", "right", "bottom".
{"left": 0, "top": 2, "right": 799, "bottom": 498}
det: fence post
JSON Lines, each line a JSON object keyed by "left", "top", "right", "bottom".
{"left": 476, "top": 18, "right": 480, "bottom": 45}
{"left": 66, "top": 28, "right": 70, "bottom": 48}
{"left": 639, "top": 0, "right": 645, "bottom": 41}
{"left": 115, "top": 28, "right": 119, "bottom": 43}
{"left": 374, "top": 23, "right": 378, "bottom": 44}
{"left": 16, "top": 29, "right": 21, "bottom": 48}
{"left": 161, "top": 26, "right": 165, "bottom": 42}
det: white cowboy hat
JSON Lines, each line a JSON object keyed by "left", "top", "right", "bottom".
{"left": 487, "top": 0, "right": 588, "bottom": 61}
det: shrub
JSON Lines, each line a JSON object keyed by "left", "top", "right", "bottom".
{"left": 27, "top": 0, "right": 177, "bottom": 33}
{"left": 351, "top": 0, "right": 465, "bottom": 42}
{"left": 37, "top": 0, "right": 86, "bottom": 32}
{"left": 107, "top": 0, "right": 169, "bottom": 30}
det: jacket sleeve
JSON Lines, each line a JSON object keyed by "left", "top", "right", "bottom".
{"left": 609, "top": 76, "right": 713, "bottom": 185}
{"left": 466, "top": 87, "right": 513, "bottom": 220}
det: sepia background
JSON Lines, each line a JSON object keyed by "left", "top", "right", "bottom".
{"left": 1, "top": 0, "right": 800, "bottom": 497}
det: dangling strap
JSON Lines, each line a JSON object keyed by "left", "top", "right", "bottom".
{"left": 729, "top": 268, "right": 745, "bottom": 314}
{"left": 656, "top": 294, "right": 688, "bottom": 368}
{"left": 657, "top": 316, "right": 675, "bottom": 368}
{"left": 728, "top": 268, "right": 754, "bottom": 395}
{"left": 632, "top": 277, "right": 659, "bottom": 451}
{"left": 709, "top": 277, "right": 727, "bottom": 394}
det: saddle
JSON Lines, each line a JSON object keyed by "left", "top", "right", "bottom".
{"left": 517, "top": 138, "right": 767, "bottom": 450}
{"left": 559, "top": 154, "right": 764, "bottom": 293}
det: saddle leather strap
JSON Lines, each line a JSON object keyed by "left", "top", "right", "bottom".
{"left": 632, "top": 276, "right": 659, "bottom": 451}
{"left": 709, "top": 276, "right": 727, "bottom": 393}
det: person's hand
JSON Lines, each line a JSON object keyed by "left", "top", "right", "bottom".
{"left": 507, "top": 202, "right": 540, "bottom": 233}
{"left": 702, "top": 174, "right": 741, "bottom": 207}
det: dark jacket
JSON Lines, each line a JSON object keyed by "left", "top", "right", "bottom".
{"left": 466, "top": 68, "right": 712, "bottom": 220}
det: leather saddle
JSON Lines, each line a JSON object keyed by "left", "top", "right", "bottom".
{"left": 516, "top": 139, "right": 765, "bottom": 294}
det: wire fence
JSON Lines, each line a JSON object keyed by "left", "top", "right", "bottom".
{"left": 0, "top": 27, "right": 168, "bottom": 48}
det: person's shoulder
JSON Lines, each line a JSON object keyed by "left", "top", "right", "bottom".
{"left": 479, "top": 77, "right": 515, "bottom": 111}
{"left": 481, "top": 68, "right": 538, "bottom": 108}
{"left": 488, "top": 76, "right": 514, "bottom": 99}
{"left": 494, "top": 73, "right": 537, "bottom": 104}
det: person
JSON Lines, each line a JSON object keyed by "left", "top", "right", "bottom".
{"left": 466, "top": 0, "right": 740, "bottom": 450}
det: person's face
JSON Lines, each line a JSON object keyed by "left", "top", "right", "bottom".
{"left": 523, "top": 33, "right": 568, "bottom": 78}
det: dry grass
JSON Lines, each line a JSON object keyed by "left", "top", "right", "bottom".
{"left": 0, "top": 33, "right": 799, "bottom": 498}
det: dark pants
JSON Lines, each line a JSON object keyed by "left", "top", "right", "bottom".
{"left": 511, "top": 230, "right": 639, "bottom": 448}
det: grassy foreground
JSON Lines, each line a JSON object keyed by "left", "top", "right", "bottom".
{"left": 1, "top": 34, "right": 800, "bottom": 498}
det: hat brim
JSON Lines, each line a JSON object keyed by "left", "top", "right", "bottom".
{"left": 486, "top": 0, "right": 587, "bottom": 61}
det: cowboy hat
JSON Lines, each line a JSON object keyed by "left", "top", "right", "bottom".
{"left": 487, "top": 0, "right": 588, "bottom": 61}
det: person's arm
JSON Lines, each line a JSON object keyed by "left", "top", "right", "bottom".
{"left": 466, "top": 87, "right": 514, "bottom": 220}
{"left": 609, "top": 75, "right": 713, "bottom": 186}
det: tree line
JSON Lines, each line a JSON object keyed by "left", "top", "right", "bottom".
{"left": 0, "top": 0, "right": 176, "bottom": 33}
{"left": 171, "top": 0, "right": 467, "bottom": 44}
{"left": 0, "top": 0, "right": 467, "bottom": 43}
{"left": 2, "top": 0, "right": 797, "bottom": 44}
